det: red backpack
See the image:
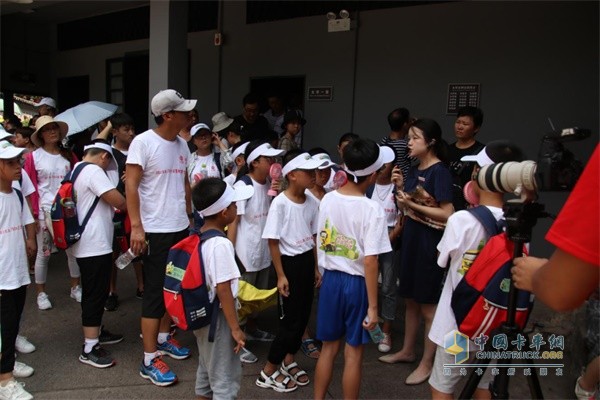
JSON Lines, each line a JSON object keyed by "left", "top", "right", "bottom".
{"left": 164, "top": 229, "right": 225, "bottom": 341}
{"left": 451, "top": 206, "right": 533, "bottom": 340}
{"left": 50, "top": 162, "right": 100, "bottom": 250}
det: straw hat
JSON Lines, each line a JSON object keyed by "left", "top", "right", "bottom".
{"left": 31, "top": 116, "right": 68, "bottom": 147}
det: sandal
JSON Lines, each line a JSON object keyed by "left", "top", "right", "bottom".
{"left": 301, "top": 338, "right": 321, "bottom": 359}
{"left": 256, "top": 369, "right": 298, "bottom": 393}
{"left": 280, "top": 361, "right": 310, "bottom": 386}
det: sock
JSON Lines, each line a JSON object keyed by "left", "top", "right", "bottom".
{"left": 157, "top": 332, "right": 169, "bottom": 344}
{"left": 144, "top": 351, "right": 159, "bottom": 366}
{"left": 84, "top": 338, "right": 99, "bottom": 354}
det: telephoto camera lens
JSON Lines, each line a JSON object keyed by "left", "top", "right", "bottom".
{"left": 476, "top": 161, "right": 538, "bottom": 194}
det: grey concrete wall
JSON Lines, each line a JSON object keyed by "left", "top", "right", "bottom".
{"left": 3, "top": 1, "right": 597, "bottom": 254}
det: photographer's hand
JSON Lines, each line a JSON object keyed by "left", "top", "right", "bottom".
{"left": 511, "top": 256, "right": 547, "bottom": 291}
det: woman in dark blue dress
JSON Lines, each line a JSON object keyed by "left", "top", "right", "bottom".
{"left": 379, "top": 118, "right": 454, "bottom": 386}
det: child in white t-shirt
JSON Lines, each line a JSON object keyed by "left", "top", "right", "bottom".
{"left": 192, "top": 178, "right": 253, "bottom": 399}
{"left": 228, "top": 140, "right": 283, "bottom": 363}
{"left": 428, "top": 141, "right": 523, "bottom": 399}
{"left": 0, "top": 143, "right": 36, "bottom": 400}
{"left": 314, "top": 139, "right": 394, "bottom": 400}
{"left": 366, "top": 154, "right": 403, "bottom": 354}
{"left": 71, "top": 141, "right": 127, "bottom": 369}
{"left": 187, "top": 123, "right": 230, "bottom": 185}
{"left": 256, "top": 150, "right": 323, "bottom": 393}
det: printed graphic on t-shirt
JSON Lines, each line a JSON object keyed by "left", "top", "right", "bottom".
{"left": 458, "top": 239, "right": 485, "bottom": 276}
{"left": 319, "top": 218, "right": 358, "bottom": 260}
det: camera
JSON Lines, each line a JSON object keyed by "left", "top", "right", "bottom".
{"left": 476, "top": 127, "right": 591, "bottom": 195}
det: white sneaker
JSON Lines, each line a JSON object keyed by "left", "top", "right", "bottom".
{"left": 12, "top": 362, "right": 34, "bottom": 379}
{"left": 70, "top": 285, "right": 82, "bottom": 303}
{"left": 378, "top": 333, "right": 392, "bottom": 353}
{"left": 37, "top": 292, "right": 52, "bottom": 310}
{"left": 0, "top": 379, "right": 33, "bottom": 400}
{"left": 15, "top": 336, "right": 35, "bottom": 354}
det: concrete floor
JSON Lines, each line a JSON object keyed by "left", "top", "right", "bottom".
{"left": 15, "top": 251, "right": 584, "bottom": 399}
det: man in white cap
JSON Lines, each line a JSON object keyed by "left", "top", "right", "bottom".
{"left": 70, "top": 140, "right": 127, "bottom": 369}
{"left": 126, "top": 89, "right": 197, "bottom": 386}
{"left": 35, "top": 97, "right": 57, "bottom": 117}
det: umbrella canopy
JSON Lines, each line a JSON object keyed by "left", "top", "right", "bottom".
{"left": 55, "top": 101, "right": 118, "bottom": 136}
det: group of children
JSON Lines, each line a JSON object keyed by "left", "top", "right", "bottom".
{"left": 1, "top": 89, "right": 531, "bottom": 400}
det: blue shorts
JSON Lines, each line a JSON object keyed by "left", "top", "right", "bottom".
{"left": 316, "top": 269, "right": 370, "bottom": 346}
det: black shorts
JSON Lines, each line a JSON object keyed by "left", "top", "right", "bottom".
{"left": 141, "top": 229, "right": 189, "bottom": 319}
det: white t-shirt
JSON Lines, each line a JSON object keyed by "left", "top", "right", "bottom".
{"left": 317, "top": 191, "right": 391, "bottom": 276}
{"left": 71, "top": 162, "right": 118, "bottom": 258}
{"left": 12, "top": 169, "right": 35, "bottom": 197}
{"left": 127, "top": 130, "right": 190, "bottom": 233}
{"left": 188, "top": 153, "right": 222, "bottom": 184}
{"left": 428, "top": 206, "right": 504, "bottom": 348}
{"left": 369, "top": 183, "right": 397, "bottom": 228}
{"left": 201, "top": 235, "right": 240, "bottom": 303}
{"left": 0, "top": 190, "right": 33, "bottom": 290}
{"left": 233, "top": 177, "right": 271, "bottom": 272}
{"left": 262, "top": 192, "right": 319, "bottom": 256}
{"left": 32, "top": 148, "right": 71, "bottom": 218}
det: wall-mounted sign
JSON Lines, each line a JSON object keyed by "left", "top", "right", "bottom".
{"left": 447, "top": 83, "right": 480, "bottom": 114}
{"left": 308, "top": 86, "right": 333, "bottom": 101}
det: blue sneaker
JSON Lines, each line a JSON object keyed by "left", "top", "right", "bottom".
{"left": 157, "top": 335, "right": 191, "bottom": 360}
{"left": 139, "top": 357, "right": 177, "bottom": 386}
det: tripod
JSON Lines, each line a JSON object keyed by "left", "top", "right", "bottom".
{"left": 459, "top": 200, "right": 547, "bottom": 400}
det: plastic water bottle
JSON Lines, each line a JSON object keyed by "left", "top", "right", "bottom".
{"left": 116, "top": 249, "right": 136, "bottom": 270}
{"left": 364, "top": 316, "right": 385, "bottom": 343}
{"left": 62, "top": 198, "right": 76, "bottom": 218}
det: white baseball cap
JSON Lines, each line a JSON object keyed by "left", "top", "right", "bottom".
{"left": 190, "top": 123, "right": 211, "bottom": 137}
{"left": 198, "top": 183, "right": 254, "bottom": 217}
{"left": 0, "top": 141, "right": 25, "bottom": 159}
{"left": 36, "top": 97, "right": 57, "bottom": 109}
{"left": 83, "top": 142, "right": 119, "bottom": 184}
{"left": 311, "top": 153, "right": 336, "bottom": 169}
{"left": 151, "top": 89, "right": 197, "bottom": 117}
{"left": 346, "top": 145, "right": 395, "bottom": 177}
{"left": 246, "top": 143, "right": 284, "bottom": 164}
{"left": 231, "top": 142, "right": 249, "bottom": 160}
{"left": 282, "top": 152, "right": 327, "bottom": 177}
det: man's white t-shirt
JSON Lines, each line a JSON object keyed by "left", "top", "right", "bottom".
{"left": 188, "top": 153, "right": 221, "bottom": 184}
{"left": 32, "top": 148, "right": 71, "bottom": 218}
{"left": 317, "top": 191, "right": 391, "bottom": 277}
{"left": 262, "top": 192, "right": 319, "bottom": 257}
{"left": 201, "top": 235, "right": 240, "bottom": 303}
{"left": 12, "top": 169, "right": 35, "bottom": 197}
{"left": 233, "top": 177, "right": 270, "bottom": 272}
{"left": 429, "top": 206, "right": 504, "bottom": 348}
{"left": 0, "top": 190, "right": 33, "bottom": 290}
{"left": 127, "top": 130, "right": 190, "bottom": 233}
{"left": 71, "top": 163, "right": 118, "bottom": 258}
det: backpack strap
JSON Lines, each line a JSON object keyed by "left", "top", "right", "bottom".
{"left": 239, "top": 174, "right": 252, "bottom": 186}
{"left": 199, "top": 229, "right": 227, "bottom": 342}
{"left": 14, "top": 188, "right": 23, "bottom": 210}
{"left": 467, "top": 206, "right": 504, "bottom": 237}
{"left": 365, "top": 184, "right": 375, "bottom": 199}
{"left": 69, "top": 162, "right": 101, "bottom": 232}
{"left": 213, "top": 152, "right": 222, "bottom": 178}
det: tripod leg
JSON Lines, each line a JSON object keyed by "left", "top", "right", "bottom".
{"left": 458, "top": 356, "right": 489, "bottom": 400}
{"left": 525, "top": 358, "right": 544, "bottom": 399}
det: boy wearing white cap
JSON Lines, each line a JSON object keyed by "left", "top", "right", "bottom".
{"left": 126, "top": 89, "right": 197, "bottom": 386}
{"left": 71, "top": 140, "right": 127, "bottom": 369}
{"left": 0, "top": 142, "right": 36, "bottom": 400}
{"left": 428, "top": 140, "right": 523, "bottom": 399}
{"left": 314, "top": 138, "right": 394, "bottom": 400}
{"left": 256, "top": 150, "right": 324, "bottom": 393}
{"left": 192, "top": 178, "right": 252, "bottom": 399}
{"left": 229, "top": 139, "right": 283, "bottom": 362}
